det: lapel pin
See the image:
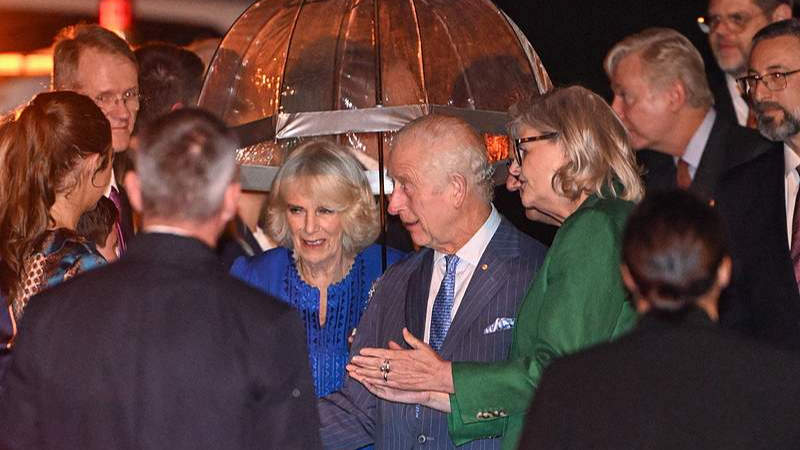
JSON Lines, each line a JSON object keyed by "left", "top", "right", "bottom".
{"left": 481, "top": 264, "right": 488, "bottom": 271}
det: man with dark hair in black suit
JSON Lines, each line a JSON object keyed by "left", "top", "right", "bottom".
{"left": 703, "top": 0, "right": 792, "bottom": 126}
{"left": 0, "top": 109, "right": 322, "bottom": 450}
{"left": 519, "top": 190, "right": 800, "bottom": 450}
{"left": 716, "top": 18, "right": 800, "bottom": 350}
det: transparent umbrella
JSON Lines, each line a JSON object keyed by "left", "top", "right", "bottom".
{"left": 199, "top": 0, "right": 552, "bottom": 192}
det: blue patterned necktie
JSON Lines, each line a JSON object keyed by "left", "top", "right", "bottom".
{"left": 430, "top": 254, "right": 459, "bottom": 352}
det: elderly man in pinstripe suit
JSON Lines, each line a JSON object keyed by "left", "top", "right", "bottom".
{"left": 319, "top": 114, "right": 547, "bottom": 449}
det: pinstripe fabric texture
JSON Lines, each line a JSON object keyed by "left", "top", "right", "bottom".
{"left": 320, "top": 217, "right": 547, "bottom": 449}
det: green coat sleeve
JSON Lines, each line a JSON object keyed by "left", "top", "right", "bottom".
{"left": 447, "top": 207, "right": 637, "bottom": 448}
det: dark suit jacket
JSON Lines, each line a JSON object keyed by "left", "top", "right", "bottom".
{"left": 519, "top": 308, "right": 800, "bottom": 450}
{"left": 708, "top": 68, "right": 739, "bottom": 125}
{"left": 637, "top": 112, "right": 770, "bottom": 199}
{"left": 319, "top": 217, "right": 547, "bottom": 450}
{"left": 0, "top": 233, "right": 321, "bottom": 450}
{"left": 715, "top": 144, "right": 800, "bottom": 350}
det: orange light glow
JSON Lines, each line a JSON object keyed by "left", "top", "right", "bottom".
{"left": 0, "top": 53, "right": 52, "bottom": 76}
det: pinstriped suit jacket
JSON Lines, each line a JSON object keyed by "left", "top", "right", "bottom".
{"left": 320, "top": 217, "right": 547, "bottom": 449}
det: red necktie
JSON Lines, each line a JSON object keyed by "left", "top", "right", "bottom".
{"left": 676, "top": 159, "right": 692, "bottom": 190}
{"left": 746, "top": 107, "right": 758, "bottom": 129}
{"left": 108, "top": 186, "right": 127, "bottom": 255}
{"left": 791, "top": 169, "right": 800, "bottom": 287}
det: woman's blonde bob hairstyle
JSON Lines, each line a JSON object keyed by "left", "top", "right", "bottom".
{"left": 267, "top": 140, "right": 380, "bottom": 259}
{"left": 508, "top": 85, "right": 644, "bottom": 203}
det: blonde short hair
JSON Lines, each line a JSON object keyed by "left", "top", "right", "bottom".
{"left": 604, "top": 28, "right": 713, "bottom": 109}
{"left": 508, "top": 86, "right": 644, "bottom": 203}
{"left": 267, "top": 140, "right": 379, "bottom": 258}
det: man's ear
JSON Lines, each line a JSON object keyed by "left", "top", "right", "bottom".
{"left": 666, "top": 80, "right": 688, "bottom": 112}
{"left": 771, "top": 4, "right": 792, "bottom": 22}
{"left": 716, "top": 256, "right": 733, "bottom": 289}
{"left": 220, "top": 182, "right": 241, "bottom": 224}
{"left": 621, "top": 264, "right": 650, "bottom": 314}
{"left": 125, "top": 171, "right": 143, "bottom": 214}
{"left": 450, "top": 173, "right": 468, "bottom": 208}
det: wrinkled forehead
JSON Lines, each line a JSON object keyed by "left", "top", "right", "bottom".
{"left": 74, "top": 49, "right": 138, "bottom": 95}
{"left": 708, "top": 0, "right": 762, "bottom": 15}
{"left": 750, "top": 35, "right": 800, "bottom": 71}
{"left": 388, "top": 133, "right": 431, "bottom": 174}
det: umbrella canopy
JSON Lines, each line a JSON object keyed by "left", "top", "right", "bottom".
{"left": 199, "top": 0, "right": 551, "bottom": 191}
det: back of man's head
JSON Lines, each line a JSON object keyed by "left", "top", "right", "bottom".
{"left": 622, "top": 190, "right": 730, "bottom": 314}
{"left": 52, "top": 24, "right": 136, "bottom": 90}
{"left": 135, "top": 42, "right": 205, "bottom": 130}
{"left": 135, "top": 108, "right": 238, "bottom": 222}
{"left": 605, "top": 27, "right": 713, "bottom": 109}
{"left": 393, "top": 114, "right": 494, "bottom": 204}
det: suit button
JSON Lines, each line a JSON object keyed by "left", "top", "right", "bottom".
{"left": 417, "top": 434, "right": 427, "bottom": 444}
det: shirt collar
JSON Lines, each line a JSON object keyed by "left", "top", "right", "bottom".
{"left": 677, "top": 108, "right": 716, "bottom": 169}
{"left": 784, "top": 143, "right": 800, "bottom": 176}
{"left": 434, "top": 205, "right": 501, "bottom": 268}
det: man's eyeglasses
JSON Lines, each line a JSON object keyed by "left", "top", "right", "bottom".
{"left": 696, "top": 12, "right": 760, "bottom": 34}
{"left": 511, "top": 132, "right": 559, "bottom": 165}
{"left": 736, "top": 69, "right": 800, "bottom": 97}
{"left": 93, "top": 89, "right": 141, "bottom": 111}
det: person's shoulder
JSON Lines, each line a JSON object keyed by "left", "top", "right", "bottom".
{"left": 566, "top": 196, "right": 632, "bottom": 233}
{"left": 360, "top": 243, "right": 407, "bottom": 265}
{"left": 230, "top": 246, "right": 290, "bottom": 277}
{"left": 496, "top": 215, "right": 546, "bottom": 247}
{"left": 722, "top": 140, "right": 783, "bottom": 180}
{"left": 374, "top": 247, "right": 429, "bottom": 280}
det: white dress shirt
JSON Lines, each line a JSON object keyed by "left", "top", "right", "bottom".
{"left": 784, "top": 144, "right": 800, "bottom": 246}
{"left": 726, "top": 73, "right": 750, "bottom": 127}
{"left": 423, "top": 206, "right": 501, "bottom": 344}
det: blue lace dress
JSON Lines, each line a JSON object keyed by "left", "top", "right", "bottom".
{"left": 231, "top": 244, "right": 405, "bottom": 398}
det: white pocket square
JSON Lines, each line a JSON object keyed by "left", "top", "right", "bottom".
{"left": 483, "top": 317, "right": 515, "bottom": 334}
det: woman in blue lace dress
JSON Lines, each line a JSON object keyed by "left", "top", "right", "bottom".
{"left": 0, "top": 92, "right": 112, "bottom": 323}
{"left": 232, "top": 141, "right": 405, "bottom": 401}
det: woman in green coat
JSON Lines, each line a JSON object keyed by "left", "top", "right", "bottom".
{"left": 347, "top": 85, "right": 645, "bottom": 449}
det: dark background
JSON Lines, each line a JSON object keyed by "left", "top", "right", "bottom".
{"left": 493, "top": 0, "right": 710, "bottom": 99}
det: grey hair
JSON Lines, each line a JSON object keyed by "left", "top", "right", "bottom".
{"left": 393, "top": 114, "right": 494, "bottom": 204}
{"left": 604, "top": 27, "right": 713, "bottom": 109}
{"left": 135, "top": 108, "right": 238, "bottom": 221}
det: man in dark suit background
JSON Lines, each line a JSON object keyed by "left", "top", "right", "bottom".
{"left": 716, "top": 19, "right": 800, "bottom": 350}
{"left": 0, "top": 109, "right": 321, "bottom": 450}
{"left": 53, "top": 24, "right": 139, "bottom": 253}
{"left": 703, "top": 0, "right": 792, "bottom": 126}
{"left": 605, "top": 28, "right": 771, "bottom": 199}
{"left": 519, "top": 190, "right": 800, "bottom": 450}
{"left": 319, "top": 115, "right": 547, "bottom": 449}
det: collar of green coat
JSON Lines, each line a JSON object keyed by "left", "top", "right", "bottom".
{"left": 574, "top": 179, "right": 626, "bottom": 211}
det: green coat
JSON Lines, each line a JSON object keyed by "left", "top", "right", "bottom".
{"left": 447, "top": 193, "right": 637, "bottom": 449}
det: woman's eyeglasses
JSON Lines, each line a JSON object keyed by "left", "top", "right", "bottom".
{"left": 511, "top": 132, "right": 559, "bottom": 165}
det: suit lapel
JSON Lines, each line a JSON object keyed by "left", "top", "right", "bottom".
{"left": 439, "top": 221, "right": 519, "bottom": 358}
{"left": 691, "top": 114, "right": 728, "bottom": 199}
{"left": 404, "top": 250, "right": 434, "bottom": 342}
